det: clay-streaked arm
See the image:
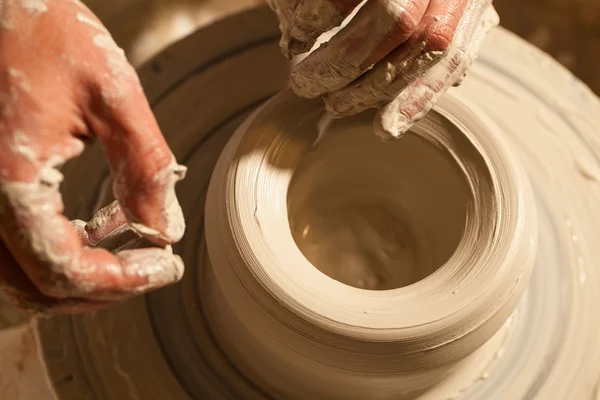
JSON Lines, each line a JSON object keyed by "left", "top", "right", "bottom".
{"left": 0, "top": 0, "right": 186, "bottom": 314}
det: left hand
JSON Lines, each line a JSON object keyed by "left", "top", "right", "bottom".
{"left": 268, "top": 0, "right": 499, "bottom": 140}
{"left": 0, "top": 0, "right": 186, "bottom": 315}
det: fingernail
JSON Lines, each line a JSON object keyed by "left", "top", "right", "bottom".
{"left": 118, "top": 248, "right": 185, "bottom": 292}
{"left": 128, "top": 222, "right": 171, "bottom": 245}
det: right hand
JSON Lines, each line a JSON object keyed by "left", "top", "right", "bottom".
{"left": 268, "top": 0, "right": 498, "bottom": 139}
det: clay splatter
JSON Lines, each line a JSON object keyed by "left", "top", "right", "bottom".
{"left": 19, "top": 0, "right": 47, "bottom": 15}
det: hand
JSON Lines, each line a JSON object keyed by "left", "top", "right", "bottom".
{"left": 268, "top": 0, "right": 499, "bottom": 139}
{"left": 0, "top": 0, "right": 186, "bottom": 314}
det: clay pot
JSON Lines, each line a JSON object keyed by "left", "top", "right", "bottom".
{"left": 204, "top": 89, "right": 537, "bottom": 399}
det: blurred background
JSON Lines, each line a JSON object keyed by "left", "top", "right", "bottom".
{"left": 495, "top": 0, "right": 600, "bottom": 95}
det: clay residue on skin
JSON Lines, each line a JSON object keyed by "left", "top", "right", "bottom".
{"left": 0, "top": 155, "right": 71, "bottom": 274}
{"left": 7, "top": 69, "right": 31, "bottom": 93}
{"left": 0, "top": 81, "right": 18, "bottom": 119}
{"left": 376, "top": 5, "right": 499, "bottom": 140}
{"left": 76, "top": 11, "right": 107, "bottom": 32}
{"left": 289, "top": 0, "right": 342, "bottom": 43}
{"left": 121, "top": 158, "right": 187, "bottom": 245}
{"left": 266, "top": 0, "right": 297, "bottom": 59}
{"left": 10, "top": 130, "right": 37, "bottom": 163}
{"left": 92, "top": 32, "right": 138, "bottom": 106}
{"left": 0, "top": 153, "right": 185, "bottom": 297}
{"left": 290, "top": 0, "right": 414, "bottom": 98}
{"left": 1, "top": 68, "right": 32, "bottom": 123}
{"left": 116, "top": 246, "right": 184, "bottom": 294}
{"left": 19, "top": 0, "right": 47, "bottom": 15}
{"left": 291, "top": 0, "right": 499, "bottom": 140}
{"left": 93, "top": 33, "right": 128, "bottom": 72}
{"left": 323, "top": 42, "right": 445, "bottom": 116}
{"left": 156, "top": 162, "right": 187, "bottom": 241}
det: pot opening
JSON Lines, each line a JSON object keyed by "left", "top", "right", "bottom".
{"left": 287, "top": 116, "right": 472, "bottom": 290}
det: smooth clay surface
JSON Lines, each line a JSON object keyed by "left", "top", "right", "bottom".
{"left": 287, "top": 118, "right": 472, "bottom": 290}
{"left": 22, "top": 5, "right": 600, "bottom": 400}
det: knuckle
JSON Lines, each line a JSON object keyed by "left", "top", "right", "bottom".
{"left": 425, "top": 22, "right": 455, "bottom": 52}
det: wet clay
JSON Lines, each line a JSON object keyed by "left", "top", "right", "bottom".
{"left": 7, "top": 5, "right": 599, "bottom": 400}
{"left": 288, "top": 123, "right": 471, "bottom": 290}
{"left": 203, "top": 86, "right": 534, "bottom": 399}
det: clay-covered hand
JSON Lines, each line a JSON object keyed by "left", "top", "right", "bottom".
{"left": 268, "top": 0, "right": 499, "bottom": 139}
{"left": 0, "top": 0, "right": 187, "bottom": 315}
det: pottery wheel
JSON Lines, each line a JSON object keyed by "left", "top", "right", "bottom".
{"left": 37, "top": 5, "right": 600, "bottom": 400}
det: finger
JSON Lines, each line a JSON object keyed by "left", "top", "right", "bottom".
{"left": 324, "top": 0, "right": 469, "bottom": 116}
{"left": 374, "top": 4, "right": 499, "bottom": 140}
{"left": 267, "top": 0, "right": 303, "bottom": 58}
{"left": 0, "top": 7, "right": 186, "bottom": 304}
{"left": 287, "top": 0, "right": 365, "bottom": 57}
{"left": 452, "top": 4, "right": 499, "bottom": 87}
{"left": 291, "top": 0, "right": 430, "bottom": 98}
{"left": 0, "top": 240, "right": 117, "bottom": 315}
{"left": 81, "top": 30, "right": 187, "bottom": 246}
{"left": 0, "top": 173, "right": 184, "bottom": 301}
{"left": 268, "top": 0, "right": 362, "bottom": 58}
